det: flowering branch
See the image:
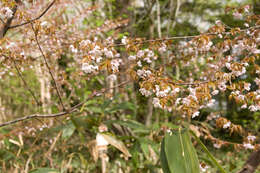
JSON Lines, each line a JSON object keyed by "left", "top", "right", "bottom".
{"left": 108, "top": 25, "right": 260, "bottom": 47}
{"left": 0, "top": 0, "right": 19, "bottom": 38}
{"left": 8, "top": 0, "right": 56, "bottom": 29}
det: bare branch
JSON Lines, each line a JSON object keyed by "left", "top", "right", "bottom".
{"left": 0, "top": 80, "right": 130, "bottom": 128}
{"left": 10, "top": 56, "right": 41, "bottom": 106}
{"left": 8, "top": 0, "right": 56, "bottom": 29}
{"left": 31, "top": 22, "right": 66, "bottom": 111}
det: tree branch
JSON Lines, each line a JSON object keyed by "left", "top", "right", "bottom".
{"left": 0, "top": 1, "right": 19, "bottom": 38}
{"left": 8, "top": 0, "right": 56, "bottom": 29}
{"left": 108, "top": 25, "right": 260, "bottom": 47}
{"left": 31, "top": 22, "right": 66, "bottom": 111}
{"left": 0, "top": 80, "right": 130, "bottom": 128}
{"left": 10, "top": 56, "right": 41, "bottom": 106}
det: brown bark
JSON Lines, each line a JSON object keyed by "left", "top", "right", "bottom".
{"left": 238, "top": 149, "right": 260, "bottom": 173}
{"left": 0, "top": 0, "right": 20, "bottom": 38}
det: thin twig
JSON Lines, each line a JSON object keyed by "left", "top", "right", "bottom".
{"left": 173, "top": 79, "right": 217, "bottom": 86}
{"left": 0, "top": 18, "right": 6, "bottom": 25}
{"left": 108, "top": 25, "right": 260, "bottom": 47}
{"left": 31, "top": 22, "right": 66, "bottom": 111}
{"left": 0, "top": 80, "right": 130, "bottom": 128}
{"left": 10, "top": 56, "right": 41, "bottom": 106}
{"left": 8, "top": 0, "right": 56, "bottom": 29}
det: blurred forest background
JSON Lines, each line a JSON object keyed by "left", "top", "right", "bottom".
{"left": 0, "top": 0, "right": 259, "bottom": 172}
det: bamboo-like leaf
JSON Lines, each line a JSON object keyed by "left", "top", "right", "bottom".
{"left": 101, "top": 134, "right": 132, "bottom": 158}
{"left": 160, "top": 128, "right": 200, "bottom": 173}
{"left": 189, "top": 130, "right": 227, "bottom": 173}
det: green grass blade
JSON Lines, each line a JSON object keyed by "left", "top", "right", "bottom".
{"left": 189, "top": 130, "right": 227, "bottom": 173}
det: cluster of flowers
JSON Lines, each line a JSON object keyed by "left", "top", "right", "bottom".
{"left": 71, "top": 39, "right": 122, "bottom": 75}
{"left": 0, "top": 6, "right": 13, "bottom": 20}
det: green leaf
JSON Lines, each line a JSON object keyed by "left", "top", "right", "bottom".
{"left": 106, "top": 119, "right": 149, "bottom": 134}
{"left": 161, "top": 138, "right": 171, "bottom": 173}
{"left": 62, "top": 121, "right": 76, "bottom": 140}
{"left": 189, "top": 130, "right": 227, "bottom": 173}
{"left": 29, "top": 168, "right": 59, "bottom": 173}
{"left": 107, "top": 102, "right": 136, "bottom": 113}
{"left": 160, "top": 128, "right": 200, "bottom": 173}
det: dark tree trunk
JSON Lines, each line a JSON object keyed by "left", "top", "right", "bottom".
{"left": 238, "top": 149, "right": 260, "bottom": 173}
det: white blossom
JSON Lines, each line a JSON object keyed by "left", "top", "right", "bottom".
{"left": 243, "top": 143, "right": 254, "bottom": 150}
{"left": 111, "top": 59, "right": 122, "bottom": 72}
{"left": 247, "top": 135, "right": 256, "bottom": 142}
{"left": 225, "top": 62, "right": 231, "bottom": 70}
{"left": 175, "top": 98, "right": 182, "bottom": 106}
{"left": 244, "top": 83, "right": 251, "bottom": 91}
{"left": 104, "top": 48, "right": 114, "bottom": 58}
{"left": 115, "top": 53, "right": 120, "bottom": 58}
{"left": 255, "top": 78, "right": 260, "bottom": 85}
{"left": 152, "top": 97, "right": 162, "bottom": 108}
{"left": 171, "top": 87, "right": 180, "bottom": 95}
{"left": 137, "top": 69, "right": 152, "bottom": 78}
{"left": 128, "top": 55, "right": 136, "bottom": 61}
{"left": 143, "top": 57, "right": 152, "bottom": 63}
{"left": 69, "top": 45, "right": 78, "bottom": 53}
{"left": 200, "top": 164, "right": 209, "bottom": 172}
{"left": 207, "top": 99, "right": 216, "bottom": 107}
{"left": 182, "top": 98, "right": 191, "bottom": 105}
{"left": 0, "top": 7, "right": 13, "bottom": 19}
{"left": 145, "top": 49, "right": 154, "bottom": 58}
{"left": 82, "top": 63, "right": 98, "bottom": 73}
{"left": 223, "top": 121, "right": 231, "bottom": 129}
{"left": 155, "top": 85, "right": 171, "bottom": 97}
{"left": 233, "top": 12, "right": 243, "bottom": 20}
{"left": 233, "top": 67, "right": 246, "bottom": 77}
{"left": 211, "top": 90, "right": 219, "bottom": 95}
{"left": 158, "top": 43, "right": 167, "bottom": 53}
{"left": 241, "top": 104, "right": 247, "bottom": 109}
{"left": 40, "top": 21, "right": 48, "bottom": 26}
{"left": 218, "top": 82, "right": 226, "bottom": 91}
{"left": 139, "top": 88, "right": 152, "bottom": 97}
{"left": 89, "top": 45, "right": 102, "bottom": 57}
{"left": 137, "top": 50, "right": 145, "bottom": 58}
{"left": 121, "top": 36, "right": 128, "bottom": 44}
{"left": 96, "top": 133, "right": 109, "bottom": 146}
{"left": 96, "top": 57, "right": 103, "bottom": 63}
{"left": 188, "top": 87, "right": 196, "bottom": 96}
{"left": 213, "top": 143, "right": 221, "bottom": 149}
{"left": 249, "top": 105, "right": 259, "bottom": 112}
{"left": 137, "top": 60, "right": 142, "bottom": 67}
{"left": 79, "top": 40, "right": 91, "bottom": 48}
{"left": 192, "top": 111, "right": 200, "bottom": 118}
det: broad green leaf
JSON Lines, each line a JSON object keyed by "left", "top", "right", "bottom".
{"left": 160, "top": 138, "right": 171, "bottom": 173}
{"left": 160, "top": 128, "right": 200, "bottom": 173}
